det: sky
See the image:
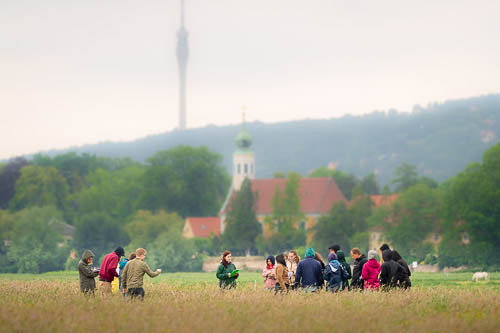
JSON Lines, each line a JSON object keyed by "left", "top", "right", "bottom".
{"left": 1, "top": 0, "right": 499, "bottom": 159}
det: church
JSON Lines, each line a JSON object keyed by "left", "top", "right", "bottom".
{"left": 182, "top": 122, "right": 348, "bottom": 240}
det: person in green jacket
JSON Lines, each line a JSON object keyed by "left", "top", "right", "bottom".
{"left": 336, "top": 250, "right": 352, "bottom": 291}
{"left": 216, "top": 250, "right": 239, "bottom": 289}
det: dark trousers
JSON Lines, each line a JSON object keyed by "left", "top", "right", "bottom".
{"left": 128, "top": 288, "right": 145, "bottom": 300}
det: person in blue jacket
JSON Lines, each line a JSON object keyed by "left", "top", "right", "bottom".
{"left": 294, "top": 247, "right": 323, "bottom": 292}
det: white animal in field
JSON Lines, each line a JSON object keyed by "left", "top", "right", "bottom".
{"left": 472, "top": 272, "right": 489, "bottom": 282}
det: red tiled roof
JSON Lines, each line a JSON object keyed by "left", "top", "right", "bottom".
{"left": 186, "top": 217, "right": 221, "bottom": 237}
{"left": 370, "top": 194, "right": 398, "bottom": 207}
{"left": 222, "top": 178, "right": 347, "bottom": 215}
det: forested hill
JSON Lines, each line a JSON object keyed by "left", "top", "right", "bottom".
{"left": 39, "top": 94, "right": 500, "bottom": 186}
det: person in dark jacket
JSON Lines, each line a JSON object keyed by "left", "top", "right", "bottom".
{"left": 78, "top": 249, "right": 99, "bottom": 295}
{"left": 294, "top": 247, "right": 323, "bottom": 292}
{"left": 336, "top": 250, "right": 352, "bottom": 291}
{"left": 391, "top": 250, "right": 411, "bottom": 289}
{"left": 323, "top": 252, "right": 343, "bottom": 292}
{"left": 99, "top": 246, "right": 125, "bottom": 296}
{"left": 380, "top": 249, "right": 404, "bottom": 291}
{"left": 379, "top": 243, "right": 391, "bottom": 265}
{"left": 216, "top": 250, "right": 239, "bottom": 289}
{"left": 350, "top": 248, "right": 368, "bottom": 290}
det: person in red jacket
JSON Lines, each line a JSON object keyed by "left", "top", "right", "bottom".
{"left": 98, "top": 247, "right": 125, "bottom": 296}
{"left": 362, "top": 250, "right": 381, "bottom": 290}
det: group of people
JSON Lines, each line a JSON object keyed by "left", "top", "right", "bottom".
{"left": 217, "top": 243, "right": 411, "bottom": 293}
{"left": 78, "top": 246, "right": 162, "bottom": 300}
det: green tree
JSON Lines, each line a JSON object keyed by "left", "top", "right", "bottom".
{"left": 259, "top": 172, "right": 306, "bottom": 254}
{"left": 138, "top": 146, "right": 230, "bottom": 217}
{"left": 383, "top": 184, "right": 441, "bottom": 261}
{"left": 0, "top": 209, "right": 16, "bottom": 272}
{"left": 73, "top": 212, "right": 130, "bottom": 263}
{"left": 308, "top": 167, "right": 359, "bottom": 200}
{"left": 223, "top": 178, "right": 261, "bottom": 255}
{"left": 73, "top": 165, "right": 144, "bottom": 222}
{"left": 0, "top": 157, "right": 30, "bottom": 209}
{"left": 360, "top": 173, "right": 380, "bottom": 195}
{"left": 312, "top": 194, "right": 372, "bottom": 253}
{"left": 9, "top": 166, "right": 69, "bottom": 212}
{"left": 6, "top": 206, "right": 68, "bottom": 273}
{"left": 438, "top": 143, "right": 500, "bottom": 267}
{"left": 391, "top": 163, "right": 418, "bottom": 192}
{"left": 125, "top": 210, "right": 184, "bottom": 249}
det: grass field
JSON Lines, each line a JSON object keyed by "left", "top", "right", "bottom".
{"left": 1, "top": 272, "right": 499, "bottom": 332}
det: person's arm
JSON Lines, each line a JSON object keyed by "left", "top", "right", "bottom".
{"left": 108, "top": 256, "right": 120, "bottom": 278}
{"left": 142, "top": 261, "right": 161, "bottom": 278}
{"left": 262, "top": 267, "right": 269, "bottom": 278}
{"left": 361, "top": 264, "right": 368, "bottom": 281}
{"left": 79, "top": 263, "right": 98, "bottom": 278}
{"left": 380, "top": 264, "right": 388, "bottom": 284}
{"left": 216, "top": 264, "right": 228, "bottom": 280}
{"left": 294, "top": 263, "right": 302, "bottom": 289}
{"left": 316, "top": 263, "right": 323, "bottom": 287}
{"left": 121, "top": 262, "right": 129, "bottom": 291}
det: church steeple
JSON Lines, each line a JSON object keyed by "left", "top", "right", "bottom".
{"left": 232, "top": 109, "right": 255, "bottom": 190}
{"left": 176, "top": 0, "right": 189, "bottom": 130}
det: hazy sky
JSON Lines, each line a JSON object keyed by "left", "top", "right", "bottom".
{"left": 1, "top": 0, "right": 499, "bottom": 159}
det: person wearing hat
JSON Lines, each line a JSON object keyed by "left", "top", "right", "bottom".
{"left": 98, "top": 246, "right": 125, "bottom": 296}
{"left": 262, "top": 255, "right": 276, "bottom": 290}
{"left": 294, "top": 247, "right": 323, "bottom": 292}
{"left": 361, "top": 250, "right": 381, "bottom": 290}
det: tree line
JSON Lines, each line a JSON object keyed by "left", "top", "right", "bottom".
{"left": 1, "top": 142, "right": 500, "bottom": 273}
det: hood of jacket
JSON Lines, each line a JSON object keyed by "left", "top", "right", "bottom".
{"left": 336, "top": 250, "right": 347, "bottom": 263}
{"left": 356, "top": 254, "right": 367, "bottom": 262}
{"left": 382, "top": 249, "right": 393, "bottom": 262}
{"left": 80, "top": 250, "right": 95, "bottom": 264}
{"left": 366, "top": 258, "right": 380, "bottom": 269}
{"left": 304, "top": 247, "right": 316, "bottom": 258}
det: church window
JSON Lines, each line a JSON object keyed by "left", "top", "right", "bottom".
{"left": 237, "top": 164, "right": 241, "bottom": 174}
{"left": 244, "top": 163, "right": 248, "bottom": 173}
{"left": 251, "top": 163, "right": 254, "bottom": 174}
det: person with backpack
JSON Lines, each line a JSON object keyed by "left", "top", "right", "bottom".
{"left": 323, "top": 252, "right": 345, "bottom": 292}
{"left": 362, "top": 250, "right": 381, "bottom": 290}
{"left": 350, "top": 248, "right": 368, "bottom": 290}
{"left": 391, "top": 250, "right": 411, "bottom": 289}
{"left": 336, "top": 250, "right": 352, "bottom": 291}
{"left": 379, "top": 249, "right": 404, "bottom": 291}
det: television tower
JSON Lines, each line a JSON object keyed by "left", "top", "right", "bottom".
{"left": 176, "top": 0, "right": 189, "bottom": 130}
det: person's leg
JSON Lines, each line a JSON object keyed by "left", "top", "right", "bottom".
{"left": 99, "top": 281, "right": 112, "bottom": 296}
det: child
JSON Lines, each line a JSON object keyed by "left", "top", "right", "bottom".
{"left": 362, "top": 250, "right": 381, "bottom": 290}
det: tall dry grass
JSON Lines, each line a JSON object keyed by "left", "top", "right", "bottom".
{"left": 0, "top": 280, "right": 499, "bottom": 332}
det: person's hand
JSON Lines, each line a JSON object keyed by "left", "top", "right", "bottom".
{"left": 157, "top": 269, "right": 162, "bottom": 273}
{"left": 228, "top": 273, "right": 231, "bottom": 278}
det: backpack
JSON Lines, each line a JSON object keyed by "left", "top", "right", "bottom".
{"left": 340, "top": 263, "right": 351, "bottom": 280}
{"left": 326, "top": 262, "right": 342, "bottom": 285}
